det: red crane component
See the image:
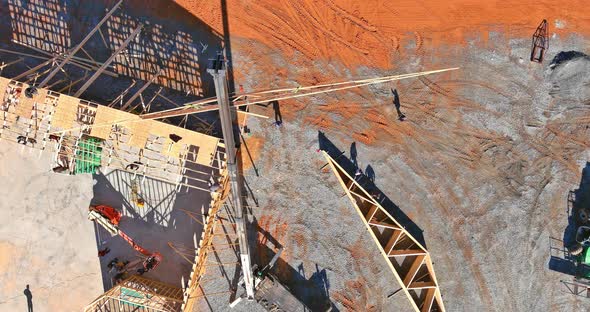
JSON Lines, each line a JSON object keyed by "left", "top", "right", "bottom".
{"left": 91, "top": 205, "right": 121, "bottom": 226}
{"left": 89, "top": 205, "right": 162, "bottom": 273}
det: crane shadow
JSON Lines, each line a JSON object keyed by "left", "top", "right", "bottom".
{"left": 250, "top": 216, "right": 336, "bottom": 311}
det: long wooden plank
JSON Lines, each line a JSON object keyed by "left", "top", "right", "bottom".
{"left": 385, "top": 230, "right": 404, "bottom": 255}
{"left": 421, "top": 288, "right": 436, "bottom": 312}
{"left": 369, "top": 220, "right": 401, "bottom": 230}
{"left": 408, "top": 281, "right": 436, "bottom": 290}
{"left": 403, "top": 255, "right": 426, "bottom": 286}
{"left": 365, "top": 205, "right": 378, "bottom": 221}
{"left": 52, "top": 94, "right": 79, "bottom": 129}
{"left": 389, "top": 249, "right": 427, "bottom": 257}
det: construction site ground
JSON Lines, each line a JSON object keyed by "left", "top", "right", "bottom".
{"left": 0, "top": 1, "right": 589, "bottom": 312}
{"left": 0, "top": 141, "right": 102, "bottom": 311}
{"left": 180, "top": 1, "right": 590, "bottom": 311}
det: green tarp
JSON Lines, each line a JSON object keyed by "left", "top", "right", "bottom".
{"left": 74, "top": 137, "right": 102, "bottom": 174}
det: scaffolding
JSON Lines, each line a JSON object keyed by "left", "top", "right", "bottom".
{"left": 74, "top": 136, "right": 103, "bottom": 174}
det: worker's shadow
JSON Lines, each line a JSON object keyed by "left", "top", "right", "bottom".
{"left": 249, "top": 216, "right": 337, "bottom": 311}
{"left": 318, "top": 131, "right": 426, "bottom": 247}
{"left": 24, "top": 284, "right": 33, "bottom": 312}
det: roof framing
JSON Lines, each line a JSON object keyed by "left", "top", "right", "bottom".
{"left": 322, "top": 151, "right": 445, "bottom": 312}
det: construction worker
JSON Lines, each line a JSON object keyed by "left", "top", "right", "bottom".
{"left": 107, "top": 258, "right": 129, "bottom": 273}
{"left": 17, "top": 135, "right": 27, "bottom": 145}
{"left": 115, "top": 260, "right": 129, "bottom": 272}
{"left": 355, "top": 168, "right": 363, "bottom": 179}
{"left": 98, "top": 247, "right": 111, "bottom": 257}
{"left": 272, "top": 101, "right": 283, "bottom": 127}
{"left": 113, "top": 272, "right": 128, "bottom": 284}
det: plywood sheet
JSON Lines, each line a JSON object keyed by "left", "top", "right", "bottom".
{"left": 128, "top": 122, "right": 151, "bottom": 149}
{"left": 14, "top": 87, "right": 46, "bottom": 118}
{"left": 52, "top": 94, "right": 80, "bottom": 129}
{"left": 0, "top": 78, "right": 11, "bottom": 102}
{"left": 90, "top": 105, "right": 140, "bottom": 139}
{"left": 0, "top": 76, "right": 220, "bottom": 167}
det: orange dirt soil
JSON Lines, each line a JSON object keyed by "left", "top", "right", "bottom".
{"left": 173, "top": 1, "right": 590, "bottom": 311}
{"left": 175, "top": 0, "right": 590, "bottom": 151}
{"left": 175, "top": 0, "right": 589, "bottom": 69}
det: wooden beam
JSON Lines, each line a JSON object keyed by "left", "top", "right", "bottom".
{"left": 421, "top": 288, "right": 436, "bottom": 312}
{"left": 120, "top": 66, "right": 163, "bottom": 111}
{"left": 389, "top": 249, "right": 427, "bottom": 257}
{"left": 365, "top": 205, "right": 379, "bottom": 221}
{"left": 350, "top": 189, "right": 378, "bottom": 206}
{"left": 12, "top": 57, "right": 57, "bottom": 81}
{"left": 140, "top": 67, "right": 460, "bottom": 121}
{"left": 39, "top": 0, "right": 123, "bottom": 87}
{"left": 403, "top": 255, "right": 426, "bottom": 287}
{"left": 322, "top": 151, "right": 445, "bottom": 312}
{"left": 236, "top": 109, "right": 269, "bottom": 119}
{"left": 385, "top": 230, "right": 404, "bottom": 255}
{"left": 74, "top": 24, "right": 143, "bottom": 97}
{"left": 408, "top": 281, "right": 436, "bottom": 290}
{"left": 369, "top": 220, "right": 401, "bottom": 230}
{"left": 0, "top": 57, "right": 23, "bottom": 72}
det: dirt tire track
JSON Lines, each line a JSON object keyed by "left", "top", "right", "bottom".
{"left": 325, "top": 0, "right": 378, "bottom": 32}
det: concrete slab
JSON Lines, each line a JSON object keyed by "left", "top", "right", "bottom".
{"left": 0, "top": 141, "right": 102, "bottom": 312}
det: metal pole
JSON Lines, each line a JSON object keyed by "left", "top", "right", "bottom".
{"left": 74, "top": 24, "right": 143, "bottom": 98}
{"left": 38, "top": 0, "right": 123, "bottom": 88}
{"left": 207, "top": 56, "right": 255, "bottom": 300}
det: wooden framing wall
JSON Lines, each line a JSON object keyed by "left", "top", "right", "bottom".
{"left": 0, "top": 74, "right": 232, "bottom": 310}
{"left": 323, "top": 152, "right": 445, "bottom": 312}
{"left": 0, "top": 75, "right": 222, "bottom": 191}
{"left": 181, "top": 164, "right": 230, "bottom": 311}
{"left": 84, "top": 275, "right": 184, "bottom": 312}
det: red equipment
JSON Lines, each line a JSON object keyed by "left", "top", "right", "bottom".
{"left": 92, "top": 205, "right": 121, "bottom": 226}
{"left": 89, "top": 205, "right": 162, "bottom": 273}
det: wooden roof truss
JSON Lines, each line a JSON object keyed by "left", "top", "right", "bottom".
{"left": 323, "top": 152, "right": 445, "bottom": 312}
